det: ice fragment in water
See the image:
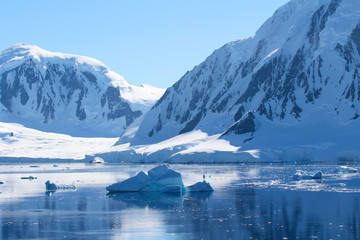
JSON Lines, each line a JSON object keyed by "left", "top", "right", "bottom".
{"left": 293, "top": 170, "right": 323, "bottom": 180}
{"left": 335, "top": 166, "right": 358, "bottom": 174}
{"left": 45, "top": 180, "right": 76, "bottom": 190}
{"left": 21, "top": 176, "right": 37, "bottom": 180}
{"left": 187, "top": 181, "right": 214, "bottom": 192}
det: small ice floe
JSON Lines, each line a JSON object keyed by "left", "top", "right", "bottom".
{"left": 53, "top": 164, "right": 58, "bottom": 167}
{"left": 186, "top": 181, "right": 214, "bottom": 192}
{"left": 0, "top": 180, "right": 4, "bottom": 184}
{"left": 29, "top": 166, "right": 40, "bottom": 168}
{"left": 45, "top": 181, "right": 76, "bottom": 191}
{"left": 21, "top": 176, "right": 37, "bottom": 180}
{"left": 106, "top": 165, "right": 214, "bottom": 194}
{"left": 293, "top": 170, "right": 323, "bottom": 181}
{"left": 335, "top": 166, "right": 358, "bottom": 174}
{"left": 90, "top": 157, "right": 105, "bottom": 164}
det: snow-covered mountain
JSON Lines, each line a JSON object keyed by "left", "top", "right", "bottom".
{"left": 0, "top": 44, "right": 165, "bottom": 137}
{"left": 113, "top": 0, "right": 360, "bottom": 162}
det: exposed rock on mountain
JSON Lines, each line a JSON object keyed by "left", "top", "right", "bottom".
{"left": 123, "top": 0, "right": 360, "bottom": 145}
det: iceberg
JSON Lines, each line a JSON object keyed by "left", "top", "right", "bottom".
{"left": 45, "top": 180, "right": 76, "bottom": 190}
{"left": 106, "top": 165, "right": 214, "bottom": 194}
{"left": 335, "top": 166, "right": 358, "bottom": 174}
{"left": 90, "top": 157, "right": 105, "bottom": 164}
{"left": 293, "top": 170, "right": 323, "bottom": 181}
{"left": 21, "top": 176, "right": 37, "bottom": 180}
{"left": 106, "top": 165, "right": 185, "bottom": 193}
{"left": 186, "top": 181, "right": 214, "bottom": 192}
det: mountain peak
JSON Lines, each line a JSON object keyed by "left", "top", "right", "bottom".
{"left": 0, "top": 44, "right": 165, "bottom": 137}
{"left": 0, "top": 43, "right": 107, "bottom": 70}
{"left": 124, "top": 0, "right": 360, "bottom": 146}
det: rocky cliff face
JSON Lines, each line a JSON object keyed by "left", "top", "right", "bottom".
{"left": 124, "top": 0, "right": 360, "bottom": 145}
{"left": 0, "top": 44, "right": 164, "bottom": 137}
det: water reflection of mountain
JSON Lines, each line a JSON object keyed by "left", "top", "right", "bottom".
{"left": 1, "top": 187, "right": 360, "bottom": 239}
{"left": 231, "top": 188, "right": 360, "bottom": 240}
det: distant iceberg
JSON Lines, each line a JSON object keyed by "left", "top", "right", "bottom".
{"left": 45, "top": 180, "right": 76, "bottom": 190}
{"left": 90, "top": 157, "right": 105, "bottom": 164}
{"left": 293, "top": 170, "right": 323, "bottom": 180}
{"left": 106, "top": 165, "right": 213, "bottom": 194}
{"left": 187, "top": 181, "right": 214, "bottom": 192}
{"left": 335, "top": 166, "right": 358, "bottom": 174}
{"left": 21, "top": 176, "right": 37, "bottom": 180}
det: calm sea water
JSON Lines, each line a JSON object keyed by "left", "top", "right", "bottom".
{"left": 0, "top": 163, "right": 359, "bottom": 239}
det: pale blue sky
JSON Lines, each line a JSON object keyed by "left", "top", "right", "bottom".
{"left": 0, "top": 0, "right": 289, "bottom": 88}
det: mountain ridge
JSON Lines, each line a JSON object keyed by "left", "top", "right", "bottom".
{"left": 0, "top": 43, "right": 165, "bottom": 137}
{"left": 108, "top": 0, "right": 360, "bottom": 163}
{"left": 121, "top": 0, "right": 360, "bottom": 145}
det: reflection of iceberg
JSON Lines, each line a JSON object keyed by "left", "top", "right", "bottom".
{"left": 45, "top": 181, "right": 76, "bottom": 191}
{"left": 107, "top": 192, "right": 183, "bottom": 209}
{"left": 335, "top": 166, "right": 358, "bottom": 174}
{"left": 106, "top": 165, "right": 214, "bottom": 195}
{"left": 186, "top": 191, "right": 213, "bottom": 201}
{"left": 293, "top": 170, "right": 323, "bottom": 180}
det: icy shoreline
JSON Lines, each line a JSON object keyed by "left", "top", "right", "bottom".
{"left": 0, "top": 155, "right": 359, "bottom": 164}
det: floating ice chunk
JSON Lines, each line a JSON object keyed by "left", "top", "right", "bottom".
{"left": 106, "top": 165, "right": 185, "bottom": 193}
{"left": 186, "top": 181, "right": 214, "bottom": 192}
{"left": 106, "top": 171, "right": 150, "bottom": 192}
{"left": 0, "top": 180, "right": 4, "bottom": 184}
{"left": 293, "top": 170, "right": 323, "bottom": 180}
{"left": 335, "top": 166, "right": 358, "bottom": 174}
{"left": 45, "top": 180, "right": 76, "bottom": 190}
{"left": 90, "top": 157, "right": 105, "bottom": 164}
{"left": 21, "top": 176, "right": 37, "bottom": 180}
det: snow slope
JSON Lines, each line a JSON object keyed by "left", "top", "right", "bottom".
{"left": 109, "top": 0, "right": 360, "bottom": 163}
{"left": 0, "top": 121, "right": 117, "bottom": 160}
{"left": 2, "top": 0, "right": 360, "bottom": 163}
{"left": 0, "top": 44, "right": 165, "bottom": 137}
